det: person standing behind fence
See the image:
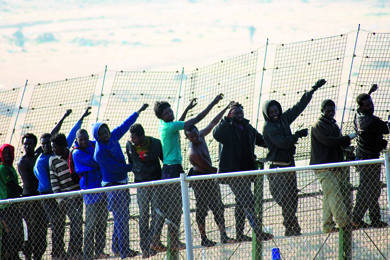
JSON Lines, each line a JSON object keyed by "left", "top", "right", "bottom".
{"left": 310, "top": 99, "right": 358, "bottom": 233}
{"left": 0, "top": 144, "right": 24, "bottom": 260}
{"left": 185, "top": 100, "right": 237, "bottom": 247}
{"left": 262, "top": 79, "right": 327, "bottom": 237}
{"left": 213, "top": 102, "right": 274, "bottom": 242}
{"left": 18, "top": 110, "right": 72, "bottom": 260}
{"left": 125, "top": 124, "right": 164, "bottom": 259}
{"left": 34, "top": 107, "right": 90, "bottom": 260}
{"left": 352, "top": 92, "right": 389, "bottom": 229}
{"left": 92, "top": 103, "right": 148, "bottom": 259}
{"left": 72, "top": 129, "right": 109, "bottom": 260}
{"left": 152, "top": 94, "right": 224, "bottom": 251}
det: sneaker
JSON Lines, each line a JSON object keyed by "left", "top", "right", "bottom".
{"left": 221, "top": 234, "right": 236, "bottom": 244}
{"left": 124, "top": 250, "right": 139, "bottom": 258}
{"left": 371, "top": 220, "right": 388, "bottom": 228}
{"left": 352, "top": 220, "right": 370, "bottom": 229}
{"left": 255, "top": 232, "right": 274, "bottom": 241}
{"left": 142, "top": 251, "right": 150, "bottom": 259}
{"left": 170, "top": 241, "right": 186, "bottom": 251}
{"left": 236, "top": 234, "right": 252, "bottom": 242}
{"left": 285, "top": 227, "right": 301, "bottom": 237}
{"left": 149, "top": 249, "right": 158, "bottom": 257}
{"left": 150, "top": 241, "right": 167, "bottom": 252}
{"left": 201, "top": 237, "right": 217, "bottom": 247}
{"left": 341, "top": 223, "right": 358, "bottom": 232}
{"left": 95, "top": 253, "right": 110, "bottom": 259}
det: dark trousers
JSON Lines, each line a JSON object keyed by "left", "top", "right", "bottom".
{"left": 41, "top": 198, "right": 66, "bottom": 257}
{"left": 227, "top": 177, "right": 260, "bottom": 233}
{"left": 137, "top": 186, "right": 163, "bottom": 252}
{"left": 268, "top": 163, "right": 299, "bottom": 227}
{"left": 22, "top": 200, "right": 48, "bottom": 260}
{"left": 152, "top": 164, "right": 183, "bottom": 235}
{"left": 0, "top": 206, "right": 24, "bottom": 256}
{"left": 84, "top": 199, "right": 108, "bottom": 260}
{"left": 192, "top": 179, "right": 225, "bottom": 227}
{"left": 63, "top": 197, "right": 84, "bottom": 258}
{"left": 353, "top": 157, "right": 382, "bottom": 222}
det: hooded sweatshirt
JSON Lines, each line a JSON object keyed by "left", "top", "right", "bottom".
{"left": 73, "top": 140, "right": 105, "bottom": 204}
{"left": 0, "top": 144, "right": 20, "bottom": 207}
{"left": 262, "top": 89, "right": 314, "bottom": 163}
{"left": 92, "top": 112, "right": 138, "bottom": 184}
{"left": 34, "top": 119, "right": 82, "bottom": 193}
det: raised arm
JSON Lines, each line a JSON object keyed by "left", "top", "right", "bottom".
{"left": 184, "top": 94, "right": 224, "bottom": 128}
{"left": 50, "top": 109, "right": 72, "bottom": 135}
{"left": 67, "top": 107, "right": 91, "bottom": 148}
{"left": 179, "top": 98, "right": 197, "bottom": 121}
{"left": 201, "top": 101, "right": 235, "bottom": 137}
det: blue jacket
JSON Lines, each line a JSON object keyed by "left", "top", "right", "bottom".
{"left": 34, "top": 120, "right": 82, "bottom": 193}
{"left": 73, "top": 140, "right": 105, "bottom": 204}
{"left": 92, "top": 112, "right": 138, "bottom": 183}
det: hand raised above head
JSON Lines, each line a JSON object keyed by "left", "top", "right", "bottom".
{"left": 64, "top": 109, "right": 72, "bottom": 118}
{"left": 312, "top": 79, "right": 327, "bottom": 91}
{"left": 81, "top": 107, "right": 92, "bottom": 119}
{"left": 138, "top": 103, "right": 149, "bottom": 113}
{"left": 212, "top": 93, "right": 224, "bottom": 104}
{"left": 187, "top": 98, "right": 198, "bottom": 110}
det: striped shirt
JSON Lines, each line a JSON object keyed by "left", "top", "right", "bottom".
{"left": 49, "top": 154, "right": 80, "bottom": 199}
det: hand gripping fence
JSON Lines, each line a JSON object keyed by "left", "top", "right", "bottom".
{"left": 0, "top": 157, "right": 389, "bottom": 260}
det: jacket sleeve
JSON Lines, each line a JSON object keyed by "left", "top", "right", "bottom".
{"left": 96, "top": 149, "right": 133, "bottom": 175}
{"left": 264, "top": 124, "right": 299, "bottom": 149}
{"left": 126, "top": 141, "right": 133, "bottom": 164}
{"left": 111, "top": 112, "right": 139, "bottom": 141}
{"left": 49, "top": 159, "right": 61, "bottom": 194}
{"left": 312, "top": 123, "right": 351, "bottom": 148}
{"left": 254, "top": 128, "right": 266, "bottom": 147}
{"left": 73, "top": 150, "right": 100, "bottom": 173}
{"left": 369, "top": 118, "right": 390, "bottom": 135}
{"left": 67, "top": 120, "right": 82, "bottom": 149}
{"left": 213, "top": 117, "right": 230, "bottom": 144}
{"left": 283, "top": 89, "right": 314, "bottom": 124}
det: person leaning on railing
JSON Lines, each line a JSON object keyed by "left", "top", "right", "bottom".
{"left": 310, "top": 99, "right": 358, "bottom": 233}
{"left": 352, "top": 91, "right": 389, "bottom": 229}
{"left": 262, "top": 79, "right": 327, "bottom": 237}
{"left": 0, "top": 144, "right": 24, "bottom": 260}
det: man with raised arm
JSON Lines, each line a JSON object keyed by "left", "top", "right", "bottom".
{"left": 92, "top": 103, "right": 148, "bottom": 259}
{"left": 262, "top": 79, "right": 326, "bottom": 236}
{"left": 73, "top": 129, "right": 109, "bottom": 260}
{"left": 185, "top": 100, "right": 236, "bottom": 247}
{"left": 18, "top": 109, "right": 72, "bottom": 260}
{"left": 151, "top": 94, "right": 223, "bottom": 251}
{"left": 310, "top": 99, "right": 358, "bottom": 233}
{"left": 352, "top": 91, "right": 389, "bottom": 229}
{"left": 126, "top": 124, "right": 164, "bottom": 258}
{"left": 34, "top": 108, "right": 90, "bottom": 260}
{"left": 213, "top": 102, "right": 274, "bottom": 242}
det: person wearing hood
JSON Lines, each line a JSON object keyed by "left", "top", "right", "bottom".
{"left": 262, "top": 79, "right": 326, "bottom": 236}
{"left": 213, "top": 102, "right": 274, "bottom": 242}
{"left": 0, "top": 144, "right": 24, "bottom": 260}
{"left": 310, "top": 99, "right": 358, "bottom": 233}
{"left": 18, "top": 110, "right": 72, "bottom": 260}
{"left": 73, "top": 129, "right": 109, "bottom": 260}
{"left": 34, "top": 107, "right": 90, "bottom": 260}
{"left": 352, "top": 92, "right": 389, "bottom": 229}
{"left": 92, "top": 103, "right": 148, "bottom": 259}
{"left": 151, "top": 94, "right": 223, "bottom": 251}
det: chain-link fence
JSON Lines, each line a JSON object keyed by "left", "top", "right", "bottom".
{"left": 0, "top": 158, "right": 388, "bottom": 259}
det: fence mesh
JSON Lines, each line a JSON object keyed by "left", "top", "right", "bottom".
{"left": 0, "top": 87, "right": 20, "bottom": 145}
{"left": 258, "top": 34, "right": 348, "bottom": 160}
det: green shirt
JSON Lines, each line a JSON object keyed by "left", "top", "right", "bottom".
{"left": 0, "top": 164, "right": 19, "bottom": 209}
{"left": 158, "top": 120, "right": 185, "bottom": 165}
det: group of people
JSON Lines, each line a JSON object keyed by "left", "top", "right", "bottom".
{"left": 0, "top": 79, "right": 388, "bottom": 260}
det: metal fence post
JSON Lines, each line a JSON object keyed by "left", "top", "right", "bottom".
{"left": 180, "top": 173, "right": 194, "bottom": 260}
{"left": 252, "top": 160, "right": 264, "bottom": 260}
{"left": 339, "top": 149, "right": 354, "bottom": 260}
{"left": 384, "top": 153, "right": 390, "bottom": 224}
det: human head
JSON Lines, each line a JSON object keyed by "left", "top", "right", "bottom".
{"left": 50, "top": 133, "right": 68, "bottom": 157}
{"left": 0, "top": 144, "right": 14, "bottom": 166}
{"left": 321, "top": 99, "right": 336, "bottom": 120}
{"left": 98, "top": 124, "right": 111, "bottom": 143}
{"left": 154, "top": 101, "right": 174, "bottom": 122}
{"left": 184, "top": 125, "right": 200, "bottom": 144}
{"left": 230, "top": 102, "right": 244, "bottom": 124}
{"left": 22, "top": 133, "right": 37, "bottom": 155}
{"left": 40, "top": 133, "right": 53, "bottom": 155}
{"left": 356, "top": 93, "right": 374, "bottom": 114}
{"left": 76, "top": 129, "right": 89, "bottom": 149}
{"left": 130, "top": 124, "right": 146, "bottom": 146}
{"left": 267, "top": 101, "right": 280, "bottom": 122}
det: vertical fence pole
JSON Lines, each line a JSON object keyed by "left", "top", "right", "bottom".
{"left": 96, "top": 65, "right": 107, "bottom": 123}
{"left": 256, "top": 38, "right": 269, "bottom": 130}
{"left": 340, "top": 24, "right": 360, "bottom": 131}
{"left": 252, "top": 160, "right": 264, "bottom": 260}
{"left": 339, "top": 149, "right": 354, "bottom": 260}
{"left": 10, "top": 80, "right": 28, "bottom": 143}
{"left": 384, "top": 154, "right": 390, "bottom": 224}
{"left": 176, "top": 68, "right": 185, "bottom": 118}
{"left": 180, "top": 173, "right": 194, "bottom": 260}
